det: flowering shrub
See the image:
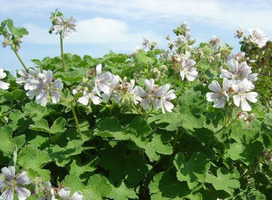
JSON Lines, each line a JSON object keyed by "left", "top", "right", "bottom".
{"left": 0, "top": 10, "right": 272, "bottom": 200}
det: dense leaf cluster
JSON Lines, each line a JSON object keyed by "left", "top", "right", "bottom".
{"left": 0, "top": 17, "right": 272, "bottom": 200}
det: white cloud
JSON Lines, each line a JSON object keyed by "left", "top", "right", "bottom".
{"left": 1, "top": 0, "right": 271, "bottom": 37}
{"left": 23, "top": 17, "right": 165, "bottom": 51}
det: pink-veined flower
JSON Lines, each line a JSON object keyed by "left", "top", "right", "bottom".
{"left": 179, "top": 59, "right": 198, "bottom": 81}
{"left": 206, "top": 78, "right": 233, "bottom": 108}
{"left": 0, "top": 166, "right": 31, "bottom": 200}
{"left": 248, "top": 28, "right": 268, "bottom": 48}
{"left": 232, "top": 79, "right": 258, "bottom": 111}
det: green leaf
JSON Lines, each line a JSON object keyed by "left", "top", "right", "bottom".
{"left": 29, "top": 119, "right": 50, "bottom": 133}
{"left": 148, "top": 110, "right": 183, "bottom": 131}
{"left": 0, "top": 126, "right": 25, "bottom": 156}
{"left": 83, "top": 174, "right": 112, "bottom": 200}
{"left": 46, "top": 140, "right": 85, "bottom": 167}
{"left": 205, "top": 168, "right": 240, "bottom": 195}
{"left": 100, "top": 143, "right": 149, "bottom": 185}
{"left": 23, "top": 102, "right": 49, "bottom": 121}
{"left": 93, "top": 117, "right": 123, "bottom": 137}
{"left": 67, "top": 155, "right": 100, "bottom": 176}
{"left": 17, "top": 145, "right": 50, "bottom": 181}
{"left": 3, "top": 89, "right": 26, "bottom": 101}
{"left": 49, "top": 117, "right": 67, "bottom": 134}
{"left": 145, "top": 131, "right": 173, "bottom": 161}
{"left": 29, "top": 117, "right": 66, "bottom": 135}
{"left": 135, "top": 50, "right": 154, "bottom": 64}
{"left": 149, "top": 172, "right": 192, "bottom": 200}
{"left": 174, "top": 152, "right": 210, "bottom": 189}
{"left": 63, "top": 174, "right": 85, "bottom": 194}
{"left": 107, "top": 182, "right": 137, "bottom": 200}
{"left": 6, "top": 18, "right": 28, "bottom": 38}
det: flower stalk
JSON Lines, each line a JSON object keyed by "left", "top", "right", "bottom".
{"left": 13, "top": 50, "right": 28, "bottom": 72}
{"left": 70, "top": 100, "right": 83, "bottom": 140}
{"left": 59, "top": 34, "right": 66, "bottom": 72}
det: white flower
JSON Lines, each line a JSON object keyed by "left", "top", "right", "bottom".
{"left": 206, "top": 79, "right": 233, "bottom": 108}
{"left": 136, "top": 79, "right": 162, "bottom": 110}
{"left": 38, "top": 181, "right": 57, "bottom": 200}
{"left": 180, "top": 59, "right": 198, "bottom": 81}
{"left": 35, "top": 70, "right": 63, "bottom": 106}
{"left": 0, "top": 69, "right": 10, "bottom": 90}
{"left": 58, "top": 188, "right": 84, "bottom": 200}
{"left": 77, "top": 88, "right": 102, "bottom": 106}
{"left": 0, "top": 166, "right": 31, "bottom": 200}
{"left": 93, "top": 64, "right": 113, "bottom": 96}
{"left": 233, "top": 79, "right": 258, "bottom": 111}
{"left": 101, "top": 74, "right": 121, "bottom": 103}
{"left": 248, "top": 28, "right": 268, "bottom": 48}
{"left": 52, "top": 16, "right": 77, "bottom": 39}
{"left": 159, "top": 84, "right": 176, "bottom": 113}
{"left": 220, "top": 59, "right": 258, "bottom": 81}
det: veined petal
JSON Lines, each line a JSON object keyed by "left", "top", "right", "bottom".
{"left": 220, "top": 69, "right": 233, "bottom": 79}
{"left": 186, "top": 73, "right": 196, "bottom": 81}
{"left": 50, "top": 90, "right": 61, "bottom": 104}
{"left": 135, "top": 86, "right": 146, "bottom": 97}
{"left": 152, "top": 98, "right": 162, "bottom": 110}
{"left": 16, "top": 172, "right": 31, "bottom": 185}
{"left": 52, "top": 78, "right": 63, "bottom": 90}
{"left": 144, "top": 79, "right": 154, "bottom": 92}
{"left": 245, "top": 92, "right": 258, "bottom": 103}
{"left": 164, "top": 101, "right": 174, "bottom": 113}
{"left": 165, "top": 89, "right": 176, "bottom": 100}
{"left": 213, "top": 97, "right": 225, "bottom": 108}
{"left": 90, "top": 95, "right": 102, "bottom": 105}
{"left": 206, "top": 92, "right": 220, "bottom": 102}
{"left": 233, "top": 95, "right": 241, "bottom": 107}
{"left": 141, "top": 99, "right": 150, "bottom": 110}
{"left": 78, "top": 96, "right": 89, "bottom": 105}
{"left": 241, "top": 99, "right": 252, "bottom": 111}
{"left": 154, "top": 84, "right": 169, "bottom": 97}
{"left": 1, "top": 188, "right": 13, "bottom": 200}
{"left": 71, "top": 191, "right": 84, "bottom": 200}
{"left": 186, "top": 59, "right": 196, "bottom": 68}
{"left": 15, "top": 187, "right": 31, "bottom": 200}
{"left": 208, "top": 80, "right": 221, "bottom": 93}
{"left": 58, "top": 188, "right": 70, "bottom": 200}
{"left": 1, "top": 166, "right": 15, "bottom": 181}
{"left": 0, "top": 179, "right": 8, "bottom": 189}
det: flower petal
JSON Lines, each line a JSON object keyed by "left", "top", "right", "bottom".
{"left": 15, "top": 187, "right": 31, "bottom": 200}
{"left": 71, "top": 191, "right": 84, "bottom": 200}
{"left": 16, "top": 172, "right": 31, "bottom": 185}
{"left": 1, "top": 188, "right": 14, "bottom": 200}
{"left": 241, "top": 99, "right": 252, "bottom": 111}
{"left": 58, "top": 188, "right": 70, "bottom": 200}
{"left": 1, "top": 166, "right": 15, "bottom": 181}
{"left": 208, "top": 80, "right": 221, "bottom": 93}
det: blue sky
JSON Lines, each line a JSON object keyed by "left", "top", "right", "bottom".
{"left": 0, "top": 0, "right": 271, "bottom": 73}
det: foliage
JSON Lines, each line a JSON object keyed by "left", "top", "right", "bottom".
{"left": 0, "top": 12, "right": 271, "bottom": 200}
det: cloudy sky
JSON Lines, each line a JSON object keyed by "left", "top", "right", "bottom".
{"left": 0, "top": 0, "right": 271, "bottom": 73}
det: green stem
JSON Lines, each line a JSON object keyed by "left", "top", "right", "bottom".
{"left": 13, "top": 50, "right": 28, "bottom": 72}
{"left": 131, "top": 103, "right": 143, "bottom": 115}
{"left": 70, "top": 100, "right": 83, "bottom": 140}
{"left": 60, "top": 34, "right": 66, "bottom": 72}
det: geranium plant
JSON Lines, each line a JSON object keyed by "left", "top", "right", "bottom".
{"left": 0, "top": 11, "right": 271, "bottom": 200}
